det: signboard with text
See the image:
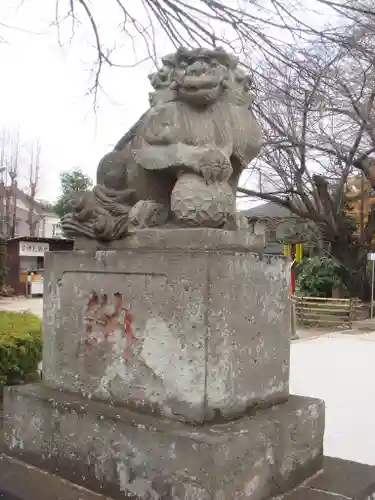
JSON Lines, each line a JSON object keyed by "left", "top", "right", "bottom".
{"left": 19, "top": 241, "right": 50, "bottom": 257}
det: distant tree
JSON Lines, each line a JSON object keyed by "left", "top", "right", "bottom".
{"left": 0, "top": 126, "right": 20, "bottom": 239}
{"left": 54, "top": 168, "right": 93, "bottom": 219}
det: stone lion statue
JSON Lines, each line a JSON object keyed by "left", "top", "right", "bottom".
{"left": 62, "top": 47, "right": 262, "bottom": 240}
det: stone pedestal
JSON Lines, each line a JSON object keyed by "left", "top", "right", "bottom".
{"left": 42, "top": 229, "right": 291, "bottom": 423}
{"left": 2, "top": 229, "right": 373, "bottom": 499}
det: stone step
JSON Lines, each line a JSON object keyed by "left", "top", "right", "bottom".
{"left": 279, "top": 456, "right": 375, "bottom": 499}
{"left": 2, "top": 385, "right": 325, "bottom": 499}
{"left": 0, "top": 454, "right": 110, "bottom": 500}
{"left": 1, "top": 453, "right": 374, "bottom": 500}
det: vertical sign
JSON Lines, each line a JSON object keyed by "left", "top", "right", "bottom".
{"left": 368, "top": 253, "right": 375, "bottom": 319}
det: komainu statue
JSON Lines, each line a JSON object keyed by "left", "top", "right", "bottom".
{"left": 62, "top": 47, "right": 262, "bottom": 240}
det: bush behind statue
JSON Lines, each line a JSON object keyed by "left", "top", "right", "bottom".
{"left": 0, "top": 311, "right": 43, "bottom": 387}
{"left": 296, "top": 256, "right": 345, "bottom": 298}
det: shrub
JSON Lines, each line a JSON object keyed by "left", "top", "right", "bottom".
{"left": 296, "top": 256, "right": 344, "bottom": 297}
{"left": 0, "top": 311, "right": 43, "bottom": 387}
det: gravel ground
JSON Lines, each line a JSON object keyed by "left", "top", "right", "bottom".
{"left": 0, "top": 297, "right": 42, "bottom": 317}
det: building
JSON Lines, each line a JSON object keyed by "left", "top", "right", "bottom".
{"left": 6, "top": 236, "right": 73, "bottom": 295}
{"left": 0, "top": 184, "right": 71, "bottom": 295}
{"left": 0, "top": 183, "right": 63, "bottom": 239}
{"left": 37, "top": 209, "right": 63, "bottom": 239}
{"left": 241, "top": 202, "right": 305, "bottom": 254}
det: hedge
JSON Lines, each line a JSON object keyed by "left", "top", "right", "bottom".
{"left": 0, "top": 311, "right": 43, "bottom": 387}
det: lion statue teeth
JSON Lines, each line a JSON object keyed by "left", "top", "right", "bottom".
{"left": 62, "top": 47, "right": 262, "bottom": 240}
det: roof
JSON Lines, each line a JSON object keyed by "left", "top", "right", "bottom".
{"left": 263, "top": 242, "right": 284, "bottom": 255}
{"left": 0, "top": 183, "right": 53, "bottom": 213}
{"left": 241, "top": 201, "right": 296, "bottom": 220}
{"left": 8, "top": 236, "right": 73, "bottom": 243}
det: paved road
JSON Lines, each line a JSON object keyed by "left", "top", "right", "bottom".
{"left": 0, "top": 297, "right": 43, "bottom": 317}
{"left": 1, "top": 297, "right": 375, "bottom": 466}
{"left": 290, "top": 332, "right": 375, "bottom": 466}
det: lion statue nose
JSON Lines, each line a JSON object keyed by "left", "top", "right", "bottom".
{"left": 187, "top": 61, "right": 206, "bottom": 76}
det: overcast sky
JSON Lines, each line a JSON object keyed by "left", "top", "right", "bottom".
{"left": 0, "top": 0, "right": 331, "bottom": 207}
{"left": 0, "top": 0, "right": 163, "bottom": 202}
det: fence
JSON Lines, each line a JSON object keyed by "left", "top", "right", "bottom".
{"left": 292, "top": 296, "right": 362, "bottom": 328}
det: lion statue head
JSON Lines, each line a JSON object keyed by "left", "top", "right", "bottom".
{"left": 148, "top": 47, "right": 254, "bottom": 108}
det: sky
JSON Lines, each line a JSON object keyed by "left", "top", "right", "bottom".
{"left": 0, "top": 0, "right": 332, "bottom": 207}
{"left": 0, "top": 0, "right": 159, "bottom": 202}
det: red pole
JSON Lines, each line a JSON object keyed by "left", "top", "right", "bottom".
{"left": 291, "top": 268, "right": 296, "bottom": 295}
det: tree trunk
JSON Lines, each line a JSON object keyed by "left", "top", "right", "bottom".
{"left": 342, "top": 265, "right": 371, "bottom": 301}
{"left": 331, "top": 242, "right": 370, "bottom": 301}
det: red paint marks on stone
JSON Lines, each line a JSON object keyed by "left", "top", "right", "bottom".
{"left": 123, "top": 348, "right": 132, "bottom": 361}
{"left": 83, "top": 291, "right": 135, "bottom": 360}
{"left": 123, "top": 310, "right": 134, "bottom": 360}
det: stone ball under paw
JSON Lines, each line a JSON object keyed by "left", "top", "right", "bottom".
{"left": 171, "top": 173, "right": 235, "bottom": 228}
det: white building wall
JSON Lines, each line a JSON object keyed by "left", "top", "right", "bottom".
{"left": 15, "top": 198, "right": 28, "bottom": 211}
{"left": 39, "top": 213, "right": 62, "bottom": 238}
{"left": 1, "top": 191, "right": 63, "bottom": 238}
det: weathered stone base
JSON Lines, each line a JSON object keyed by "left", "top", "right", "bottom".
{"left": 3, "top": 385, "right": 324, "bottom": 500}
